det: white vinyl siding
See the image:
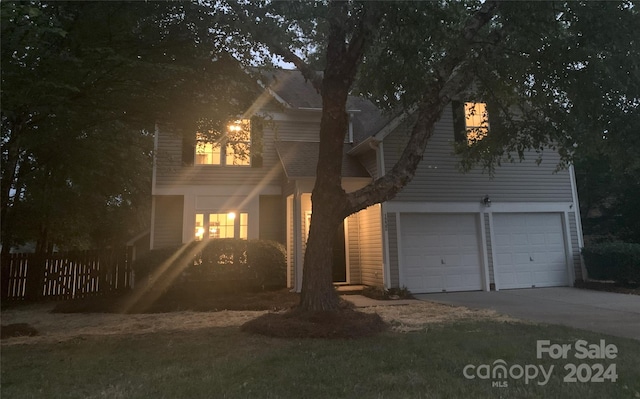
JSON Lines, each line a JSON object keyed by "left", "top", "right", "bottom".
{"left": 152, "top": 196, "right": 184, "bottom": 249}
{"left": 155, "top": 124, "right": 281, "bottom": 187}
{"left": 383, "top": 107, "right": 574, "bottom": 203}
{"left": 387, "top": 212, "right": 400, "bottom": 288}
{"left": 358, "top": 204, "right": 384, "bottom": 287}
{"left": 346, "top": 214, "right": 361, "bottom": 284}
{"left": 286, "top": 195, "right": 295, "bottom": 289}
{"left": 270, "top": 115, "right": 323, "bottom": 142}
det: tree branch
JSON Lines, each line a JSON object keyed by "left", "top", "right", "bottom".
{"left": 344, "top": 1, "right": 500, "bottom": 215}
{"left": 225, "top": 1, "right": 323, "bottom": 91}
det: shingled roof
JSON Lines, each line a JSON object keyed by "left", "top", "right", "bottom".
{"left": 275, "top": 141, "right": 371, "bottom": 179}
{"left": 258, "top": 69, "right": 390, "bottom": 143}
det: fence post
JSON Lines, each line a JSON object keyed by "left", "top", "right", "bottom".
{"left": 124, "top": 246, "right": 134, "bottom": 290}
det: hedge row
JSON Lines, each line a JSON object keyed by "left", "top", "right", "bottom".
{"left": 133, "top": 239, "right": 286, "bottom": 291}
{"left": 582, "top": 241, "right": 640, "bottom": 285}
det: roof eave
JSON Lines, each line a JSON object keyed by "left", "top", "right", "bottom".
{"left": 348, "top": 136, "right": 379, "bottom": 156}
{"left": 372, "top": 104, "right": 418, "bottom": 142}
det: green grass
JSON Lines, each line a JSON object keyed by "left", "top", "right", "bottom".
{"left": 2, "top": 321, "right": 639, "bottom": 398}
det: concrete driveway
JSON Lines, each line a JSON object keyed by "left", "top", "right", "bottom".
{"left": 415, "top": 287, "right": 640, "bottom": 341}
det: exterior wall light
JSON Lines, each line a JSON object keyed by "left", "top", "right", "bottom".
{"left": 482, "top": 195, "right": 492, "bottom": 207}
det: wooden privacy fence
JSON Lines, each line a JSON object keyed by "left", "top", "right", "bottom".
{"left": 1, "top": 248, "right": 133, "bottom": 300}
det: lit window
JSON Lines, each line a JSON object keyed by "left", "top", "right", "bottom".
{"left": 195, "top": 214, "right": 205, "bottom": 241}
{"left": 194, "top": 212, "right": 248, "bottom": 240}
{"left": 195, "top": 136, "right": 221, "bottom": 165}
{"left": 464, "top": 102, "right": 489, "bottom": 144}
{"left": 195, "top": 119, "right": 251, "bottom": 166}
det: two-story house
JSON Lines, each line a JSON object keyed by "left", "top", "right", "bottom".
{"left": 150, "top": 69, "right": 585, "bottom": 293}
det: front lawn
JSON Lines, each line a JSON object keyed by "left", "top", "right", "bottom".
{"left": 2, "top": 321, "right": 639, "bottom": 399}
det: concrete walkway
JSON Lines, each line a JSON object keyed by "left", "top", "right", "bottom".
{"left": 415, "top": 287, "right": 640, "bottom": 341}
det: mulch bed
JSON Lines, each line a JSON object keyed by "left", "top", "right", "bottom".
{"left": 12, "top": 285, "right": 388, "bottom": 339}
{"left": 49, "top": 286, "right": 300, "bottom": 314}
{"left": 241, "top": 306, "right": 388, "bottom": 339}
{"left": 1, "top": 323, "right": 39, "bottom": 340}
{"left": 575, "top": 280, "right": 640, "bottom": 296}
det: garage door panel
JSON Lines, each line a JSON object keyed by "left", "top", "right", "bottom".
{"left": 494, "top": 213, "right": 569, "bottom": 289}
{"left": 400, "top": 213, "right": 483, "bottom": 294}
{"left": 511, "top": 234, "right": 529, "bottom": 246}
{"left": 528, "top": 233, "right": 547, "bottom": 245}
{"left": 458, "top": 233, "right": 479, "bottom": 246}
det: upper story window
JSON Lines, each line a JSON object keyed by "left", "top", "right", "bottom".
{"left": 464, "top": 102, "right": 489, "bottom": 145}
{"left": 195, "top": 119, "right": 251, "bottom": 166}
{"left": 453, "top": 101, "right": 490, "bottom": 145}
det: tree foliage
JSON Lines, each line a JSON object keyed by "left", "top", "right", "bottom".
{"left": 1, "top": 1, "right": 256, "bottom": 251}
{"left": 216, "top": 1, "right": 639, "bottom": 311}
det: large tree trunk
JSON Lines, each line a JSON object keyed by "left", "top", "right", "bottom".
{"left": 299, "top": 77, "right": 351, "bottom": 311}
{"left": 293, "top": 1, "right": 499, "bottom": 312}
{"left": 298, "top": 2, "right": 361, "bottom": 311}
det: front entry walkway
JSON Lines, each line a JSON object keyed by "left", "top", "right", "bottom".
{"left": 415, "top": 287, "right": 640, "bottom": 341}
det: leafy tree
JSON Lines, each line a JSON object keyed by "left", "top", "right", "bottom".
{"left": 218, "top": 0, "right": 639, "bottom": 311}
{"left": 1, "top": 1, "right": 256, "bottom": 252}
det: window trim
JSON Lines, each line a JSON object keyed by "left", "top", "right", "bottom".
{"left": 194, "top": 211, "right": 249, "bottom": 240}
{"left": 464, "top": 102, "right": 489, "bottom": 145}
{"left": 453, "top": 101, "right": 490, "bottom": 145}
{"left": 194, "top": 119, "right": 252, "bottom": 167}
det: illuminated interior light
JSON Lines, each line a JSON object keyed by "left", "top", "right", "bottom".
{"left": 227, "top": 212, "right": 236, "bottom": 220}
{"left": 195, "top": 227, "right": 205, "bottom": 240}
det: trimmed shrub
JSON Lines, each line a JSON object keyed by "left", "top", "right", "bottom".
{"left": 132, "top": 239, "right": 286, "bottom": 291}
{"left": 247, "top": 240, "right": 286, "bottom": 289}
{"left": 582, "top": 242, "right": 640, "bottom": 285}
{"left": 192, "top": 239, "right": 251, "bottom": 281}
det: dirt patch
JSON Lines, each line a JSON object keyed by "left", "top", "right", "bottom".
{"left": 1, "top": 303, "right": 266, "bottom": 346}
{"left": 1, "top": 297, "right": 518, "bottom": 345}
{"left": 359, "top": 301, "right": 518, "bottom": 333}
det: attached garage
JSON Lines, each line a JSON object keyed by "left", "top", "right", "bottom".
{"left": 399, "top": 213, "right": 484, "bottom": 293}
{"left": 493, "top": 213, "right": 570, "bottom": 289}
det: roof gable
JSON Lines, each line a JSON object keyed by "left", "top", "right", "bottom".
{"left": 275, "top": 141, "right": 371, "bottom": 179}
{"left": 257, "top": 69, "right": 390, "bottom": 141}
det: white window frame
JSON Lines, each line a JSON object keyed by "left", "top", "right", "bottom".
{"left": 464, "top": 102, "right": 489, "bottom": 145}
{"left": 195, "top": 119, "right": 251, "bottom": 166}
{"left": 194, "top": 212, "right": 249, "bottom": 240}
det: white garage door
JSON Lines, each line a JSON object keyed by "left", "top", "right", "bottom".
{"left": 400, "top": 214, "right": 483, "bottom": 293}
{"left": 493, "top": 213, "right": 569, "bottom": 289}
